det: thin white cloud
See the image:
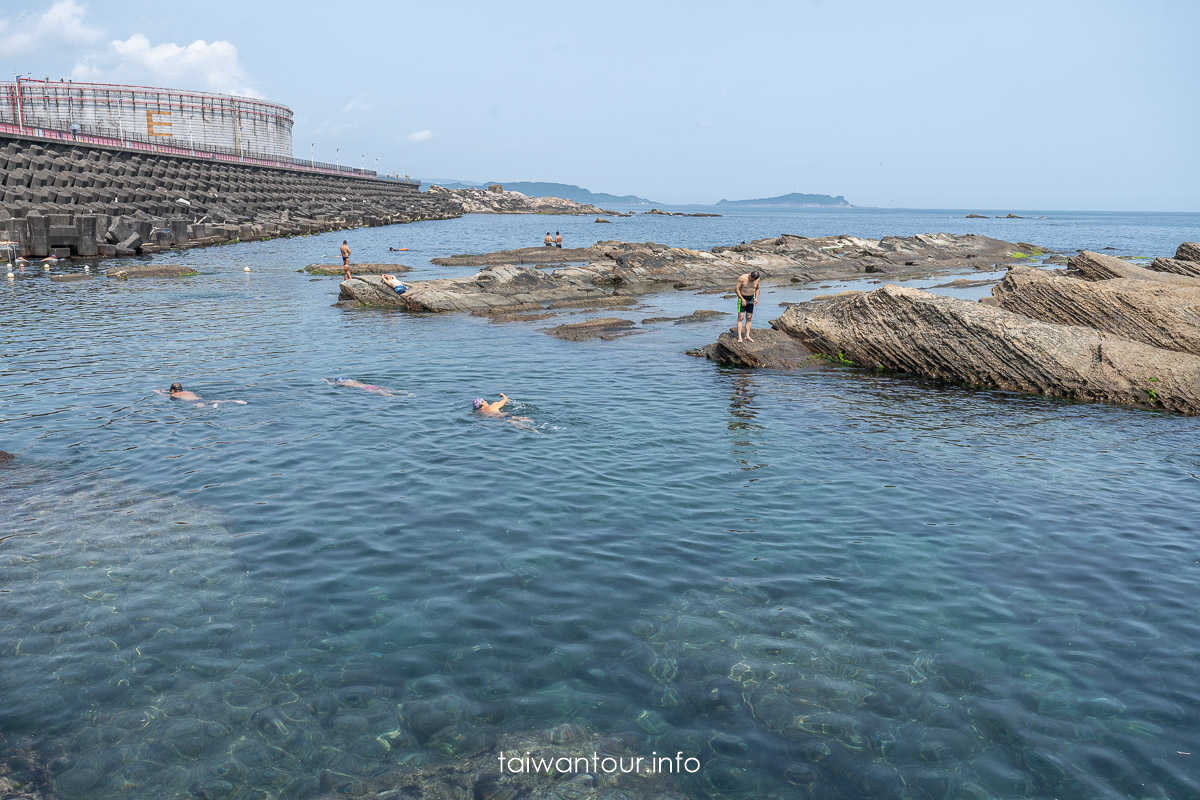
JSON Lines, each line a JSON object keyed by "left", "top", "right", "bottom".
{"left": 5, "top": 0, "right": 103, "bottom": 54}
{"left": 68, "top": 32, "right": 260, "bottom": 97}
{"left": 341, "top": 94, "right": 373, "bottom": 114}
{"left": 312, "top": 120, "right": 357, "bottom": 138}
{"left": 405, "top": 130, "right": 433, "bottom": 143}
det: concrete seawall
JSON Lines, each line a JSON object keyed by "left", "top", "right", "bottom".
{"left": 0, "top": 134, "right": 461, "bottom": 258}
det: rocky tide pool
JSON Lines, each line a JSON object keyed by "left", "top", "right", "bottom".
{"left": 2, "top": 208, "right": 1199, "bottom": 799}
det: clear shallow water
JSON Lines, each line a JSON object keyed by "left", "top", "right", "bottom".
{"left": 2, "top": 207, "right": 1200, "bottom": 800}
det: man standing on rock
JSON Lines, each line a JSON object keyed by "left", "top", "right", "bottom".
{"left": 544, "top": 232, "right": 554, "bottom": 247}
{"left": 340, "top": 240, "right": 352, "bottom": 280}
{"left": 735, "top": 271, "right": 761, "bottom": 343}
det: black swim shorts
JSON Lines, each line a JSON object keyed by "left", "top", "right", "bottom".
{"left": 738, "top": 297, "right": 755, "bottom": 315}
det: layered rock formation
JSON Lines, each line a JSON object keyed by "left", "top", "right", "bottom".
{"left": 698, "top": 244, "right": 1200, "bottom": 414}
{"left": 339, "top": 233, "right": 1027, "bottom": 311}
{"left": 0, "top": 135, "right": 460, "bottom": 259}
{"left": 426, "top": 185, "right": 615, "bottom": 215}
{"left": 994, "top": 266, "right": 1200, "bottom": 356}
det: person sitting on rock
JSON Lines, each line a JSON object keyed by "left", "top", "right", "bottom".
{"left": 382, "top": 274, "right": 408, "bottom": 295}
{"left": 544, "top": 232, "right": 554, "bottom": 247}
{"left": 554, "top": 232, "right": 563, "bottom": 248}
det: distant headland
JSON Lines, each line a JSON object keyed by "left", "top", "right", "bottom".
{"left": 428, "top": 181, "right": 661, "bottom": 207}
{"left": 716, "top": 192, "right": 852, "bottom": 208}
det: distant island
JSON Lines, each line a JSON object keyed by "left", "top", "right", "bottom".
{"left": 429, "top": 181, "right": 660, "bottom": 207}
{"left": 717, "top": 192, "right": 851, "bottom": 208}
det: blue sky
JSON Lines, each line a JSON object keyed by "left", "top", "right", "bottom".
{"left": 2, "top": 0, "right": 1198, "bottom": 209}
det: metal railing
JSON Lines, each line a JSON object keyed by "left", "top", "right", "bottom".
{"left": 0, "top": 121, "right": 420, "bottom": 185}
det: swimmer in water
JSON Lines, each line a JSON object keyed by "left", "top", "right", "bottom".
{"left": 157, "top": 382, "right": 247, "bottom": 407}
{"left": 166, "top": 382, "right": 201, "bottom": 402}
{"left": 324, "top": 377, "right": 409, "bottom": 397}
{"left": 472, "top": 393, "right": 536, "bottom": 430}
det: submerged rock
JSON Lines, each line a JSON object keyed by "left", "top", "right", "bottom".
{"left": 301, "top": 263, "right": 408, "bottom": 276}
{"left": 546, "top": 317, "right": 638, "bottom": 341}
{"left": 105, "top": 264, "right": 199, "bottom": 279}
{"left": 0, "top": 450, "right": 14, "bottom": 463}
{"left": 49, "top": 274, "right": 92, "bottom": 282}
{"left": 773, "top": 284, "right": 1200, "bottom": 414}
{"left": 642, "top": 309, "right": 726, "bottom": 325}
{"left": 334, "top": 725, "right": 688, "bottom": 800}
{"left": 994, "top": 266, "right": 1200, "bottom": 357}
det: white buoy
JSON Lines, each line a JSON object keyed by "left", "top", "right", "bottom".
{"left": 243, "top": 266, "right": 251, "bottom": 272}
{"left": 6, "top": 272, "right": 13, "bottom": 279}
{"left": 44, "top": 264, "right": 50, "bottom": 271}
{"left": 83, "top": 265, "right": 90, "bottom": 272}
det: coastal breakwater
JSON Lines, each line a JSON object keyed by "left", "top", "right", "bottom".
{"left": 705, "top": 245, "right": 1200, "bottom": 415}
{"left": 0, "top": 134, "right": 460, "bottom": 259}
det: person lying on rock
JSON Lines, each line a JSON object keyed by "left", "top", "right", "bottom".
{"left": 382, "top": 274, "right": 408, "bottom": 294}
{"left": 735, "top": 270, "right": 762, "bottom": 343}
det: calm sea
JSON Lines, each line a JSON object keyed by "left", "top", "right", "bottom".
{"left": 1, "top": 207, "right": 1199, "bottom": 800}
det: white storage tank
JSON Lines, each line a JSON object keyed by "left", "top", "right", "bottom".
{"left": 0, "top": 79, "right": 294, "bottom": 160}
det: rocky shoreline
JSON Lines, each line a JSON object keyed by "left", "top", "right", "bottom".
{"left": 337, "top": 232, "right": 1027, "bottom": 314}
{"left": 701, "top": 244, "right": 1200, "bottom": 415}
{"left": 426, "top": 185, "right": 616, "bottom": 215}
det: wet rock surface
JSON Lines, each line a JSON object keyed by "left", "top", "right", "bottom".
{"left": 302, "top": 262, "right": 409, "bottom": 276}
{"left": 341, "top": 234, "right": 1030, "bottom": 314}
{"left": 641, "top": 309, "right": 726, "bottom": 325}
{"left": 691, "top": 328, "right": 820, "bottom": 370}
{"left": 0, "top": 450, "right": 14, "bottom": 462}
{"left": 774, "top": 284, "right": 1200, "bottom": 414}
{"left": 104, "top": 264, "right": 199, "bottom": 279}
{"left": 994, "top": 266, "right": 1200, "bottom": 357}
{"left": 326, "top": 725, "right": 687, "bottom": 800}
